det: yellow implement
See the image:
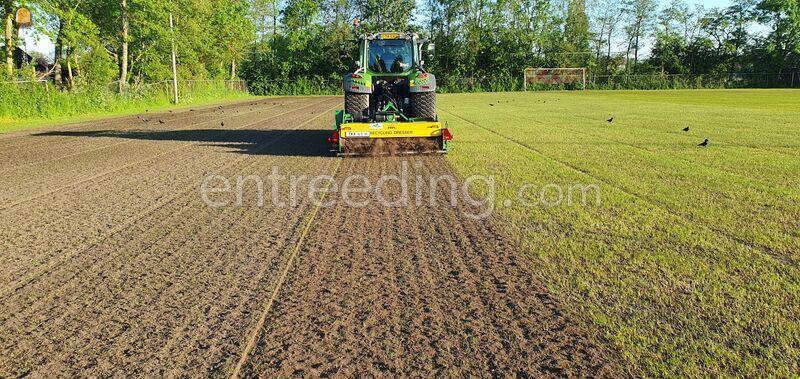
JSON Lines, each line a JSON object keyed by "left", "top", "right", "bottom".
{"left": 329, "top": 111, "right": 452, "bottom": 156}
{"left": 340, "top": 121, "right": 444, "bottom": 139}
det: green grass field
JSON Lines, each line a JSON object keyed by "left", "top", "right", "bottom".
{"left": 440, "top": 89, "right": 800, "bottom": 377}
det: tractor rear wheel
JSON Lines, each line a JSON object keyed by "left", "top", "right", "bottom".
{"left": 345, "top": 92, "right": 369, "bottom": 121}
{"left": 411, "top": 92, "right": 436, "bottom": 119}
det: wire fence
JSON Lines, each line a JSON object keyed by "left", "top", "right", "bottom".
{"left": 439, "top": 72, "right": 800, "bottom": 91}
{"left": 586, "top": 72, "right": 800, "bottom": 90}
{"left": 95, "top": 79, "right": 248, "bottom": 98}
{"left": 243, "top": 72, "right": 798, "bottom": 95}
{"left": 3, "top": 74, "right": 798, "bottom": 96}
{"left": 248, "top": 78, "right": 342, "bottom": 96}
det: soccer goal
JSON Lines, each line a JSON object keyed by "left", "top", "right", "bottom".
{"left": 523, "top": 68, "right": 587, "bottom": 90}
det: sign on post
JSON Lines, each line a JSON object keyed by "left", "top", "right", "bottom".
{"left": 15, "top": 8, "right": 32, "bottom": 28}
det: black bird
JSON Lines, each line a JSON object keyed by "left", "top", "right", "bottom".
{"left": 221, "top": 121, "right": 225, "bottom": 127}
{"left": 607, "top": 117, "right": 614, "bottom": 123}
{"left": 698, "top": 139, "right": 709, "bottom": 147}
{"left": 497, "top": 100, "right": 501, "bottom": 103}
{"left": 158, "top": 119, "right": 165, "bottom": 124}
{"left": 145, "top": 109, "right": 149, "bottom": 113}
{"left": 489, "top": 103, "right": 495, "bottom": 106}
{"left": 682, "top": 126, "right": 690, "bottom": 132}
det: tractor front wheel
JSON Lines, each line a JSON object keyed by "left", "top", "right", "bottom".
{"left": 345, "top": 92, "right": 369, "bottom": 121}
{"left": 411, "top": 92, "right": 436, "bottom": 120}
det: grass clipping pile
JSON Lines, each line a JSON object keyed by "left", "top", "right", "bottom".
{"left": 343, "top": 137, "right": 441, "bottom": 156}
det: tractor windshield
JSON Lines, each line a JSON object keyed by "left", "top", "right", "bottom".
{"left": 368, "top": 39, "right": 413, "bottom": 74}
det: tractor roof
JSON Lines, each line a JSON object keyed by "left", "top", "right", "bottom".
{"left": 364, "top": 32, "right": 417, "bottom": 41}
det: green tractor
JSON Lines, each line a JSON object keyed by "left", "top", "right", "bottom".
{"left": 328, "top": 30, "right": 452, "bottom": 156}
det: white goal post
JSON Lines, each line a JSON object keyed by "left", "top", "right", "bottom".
{"left": 523, "top": 68, "right": 587, "bottom": 90}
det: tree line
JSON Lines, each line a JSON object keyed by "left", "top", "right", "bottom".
{"left": 1, "top": 0, "right": 798, "bottom": 93}
{"left": 1, "top": 0, "right": 253, "bottom": 91}
{"left": 242, "top": 0, "right": 799, "bottom": 91}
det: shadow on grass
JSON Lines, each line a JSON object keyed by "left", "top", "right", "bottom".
{"left": 34, "top": 128, "right": 334, "bottom": 157}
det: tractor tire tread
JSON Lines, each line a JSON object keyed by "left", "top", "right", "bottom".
{"left": 411, "top": 92, "right": 436, "bottom": 119}
{"left": 345, "top": 92, "right": 370, "bottom": 121}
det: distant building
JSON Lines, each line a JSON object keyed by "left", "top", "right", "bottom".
{"left": 2, "top": 44, "right": 52, "bottom": 79}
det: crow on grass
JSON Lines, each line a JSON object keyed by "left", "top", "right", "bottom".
{"left": 683, "top": 126, "right": 690, "bottom": 132}
{"left": 607, "top": 117, "right": 614, "bottom": 123}
{"left": 698, "top": 139, "right": 709, "bottom": 147}
{"left": 489, "top": 103, "right": 495, "bottom": 106}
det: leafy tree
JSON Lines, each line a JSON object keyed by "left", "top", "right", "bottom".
{"left": 591, "top": 0, "right": 622, "bottom": 73}
{"left": 561, "top": 0, "right": 591, "bottom": 67}
{"left": 9, "top": 0, "right": 799, "bottom": 94}
{"left": 622, "top": 0, "right": 657, "bottom": 72}
{"left": 757, "top": 0, "right": 800, "bottom": 73}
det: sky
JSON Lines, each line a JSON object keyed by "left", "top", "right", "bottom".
{"left": 21, "top": 0, "right": 739, "bottom": 61}
{"left": 699, "top": 0, "right": 736, "bottom": 7}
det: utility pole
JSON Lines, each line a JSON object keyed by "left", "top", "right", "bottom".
{"left": 119, "top": 0, "right": 128, "bottom": 93}
{"left": 170, "top": 12, "right": 178, "bottom": 104}
{"left": 5, "top": 6, "right": 14, "bottom": 76}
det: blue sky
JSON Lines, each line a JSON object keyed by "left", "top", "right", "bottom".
{"left": 700, "top": 0, "right": 735, "bottom": 7}
{"left": 22, "top": 0, "right": 738, "bottom": 60}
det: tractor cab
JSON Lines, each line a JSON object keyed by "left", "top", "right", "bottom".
{"left": 361, "top": 33, "right": 419, "bottom": 75}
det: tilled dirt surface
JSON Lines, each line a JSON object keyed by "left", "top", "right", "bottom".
{"left": 0, "top": 97, "right": 620, "bottom": 377}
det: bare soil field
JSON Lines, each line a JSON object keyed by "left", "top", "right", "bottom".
{"left": 0, "top": 97, "right": 619, "bottom": 377}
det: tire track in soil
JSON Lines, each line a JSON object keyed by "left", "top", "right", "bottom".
{"left": 0, "top": 102, "right": 341, "bottom": 377}
{"left": 0, "top": 97, "right": 308, "bottom": 171}
{"left": 240, "top": 156, "right": 623, "bottom": 377}
{"left": 231, "top": 157, "right": 343, "bottom": 379}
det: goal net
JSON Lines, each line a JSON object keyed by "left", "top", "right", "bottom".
{"left": 523, "top": 68, "right": 587, "bottom": 90}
